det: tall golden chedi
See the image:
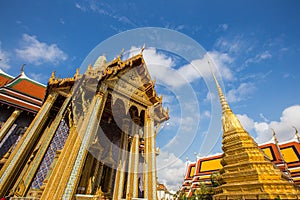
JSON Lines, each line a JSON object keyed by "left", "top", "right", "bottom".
{"left": 211, "top": 71, "right": 300, "bottom": 199}
{"left": 0, "top": 51, "right": 168, "bottom": 200}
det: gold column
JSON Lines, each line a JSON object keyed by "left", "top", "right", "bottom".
{"left": 106, "top": 167, "right": 115, "bottom": 195}
{"left": 126, "top": 117, "right": 140, "bottom": 199}
{"left": 89, "top": 141, "right": 104, "bottom": 194}
{"left": 78, "top": 153, "right": 95, "bottom": 194}
{"left": 94, "top": 162, "right": 104, "bottom": 194}
{"left": 143, "top": 109, "right": 157, "bottom": 200}
{"left": 0, "top": 109, "right": 22, "bottom": 142}
{"left": 0, "top": 93, "right": 58, "bottom": 197}
{"left": 41, "top": 89, "right": 107, "bottom": 200}
{"left": 113, "top": 118, "right": 130, "bottom": 200}
{"left": 14, "top": 95, "right": 71, "bottom": 196}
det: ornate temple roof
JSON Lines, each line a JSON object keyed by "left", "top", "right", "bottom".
{"left": 5, "top": 70, "right": 46, "bottom": 100}
{"left": 47, "top": 52, "right": 169, "bottom": 123}
{"left": 0, "top": 68, "right": 46, "bottom": 113}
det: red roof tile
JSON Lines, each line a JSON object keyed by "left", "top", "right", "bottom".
{"left": 0, "top": 70, "right": 46, "bottom": 112}
{"left": 6, "top": 72, "right": 46, "bottom": 100}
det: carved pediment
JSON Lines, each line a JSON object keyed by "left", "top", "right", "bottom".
{"left": 105, "top": 66, "right": 154, "bottom": 106}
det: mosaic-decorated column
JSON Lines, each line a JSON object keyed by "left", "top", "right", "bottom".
{"left": 60, "top": 91, "right": 107, "bottom": 199}
{"left": 126, "top": 117, "right": 140, "bottom": 199}
{"left": 46, "top": 89, "right": 107, "bottom": 200}
{"left": 0, "top": 109, "right": 22, "bottom": 142}
{"left": 143, "top": 108, "right": 157, "bottom": 200}
{"left": 113, "top": 118, "right": 130, "bottom": 200}
{"left": 0, "top": 92, "right": 58, "bottom": 197}
{"left": 40, "top": 150, "right": 61, "bottom": 190}
{"left": 40, "top": 122, "right": 78, "bottom": 199}
{"left": 13, "top": 96, "right": 71, "bottom": 196}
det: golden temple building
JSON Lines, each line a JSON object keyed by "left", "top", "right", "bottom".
{"left": 0, "top": 52, "right": 169, "bottom": 199}
{"left": 181, "top": 71, "right": 300, "bottom": 199}
{"left": 182, "top": 135, "right": 300, "bottom": 198}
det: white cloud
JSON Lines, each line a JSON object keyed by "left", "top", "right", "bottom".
{"left": 236, "top": 114, "right": 255, "bottom": 132}
{"left": 202, "top": 110, "right": 211, "bottom": 118}
{"left": 215, "top": 36, "right": 246, "bottom": 54}
{"left": 16, "top": 34, "right": 67, "bottom": 65}
{"left": 259, "top": 51, "right": 272, "bottom": 60}
{"left": 236, "top": 105, "right": 300, "bottom": 144}
{"left": 243, "top": 51, "right": 272, "bottom": 68}
{"left": 176, "top": 51, "right": 233, "bottom": 85}
{"left": 0, "top": 42, "right": 11, "bottom": 70}
{"left": 226, "top": 82, "right": 255, "bottom": 103}
{"left": 127, "top": 47, "right": 234, "bottom": 88}
{"left": 222, "top": 24, "right": 229, "bottom": 31}
{"left": 28, "top": 72, "right": 48, "bottom": 83}
{"left": 208, "top": 51, "right": 234, "bottom": 80}
{"left": 59, "top": 18, "right": 65, "bottom": 25}
{"left": 75, "top": 2, "right": 87, "bottom": 12}
{"left": 204, "top": 91, "right": 217, "bottom": 103}
{"left": 75, "top": 1, "right": 136, "bottom": 27}
{"left": 157, "top": 151, "right": 186, "bottom": 191}
{"left": 217, "top": 24, "right": 229, "bottom": 31}
{"left": 259, "top": 113, "right": 269, "bottom": 122}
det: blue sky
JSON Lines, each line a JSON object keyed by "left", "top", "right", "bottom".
{"left": 1, "top": 0, "right": 300, "bottom": 191}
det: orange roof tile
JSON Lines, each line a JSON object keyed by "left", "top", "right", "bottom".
{"left": 0, "top": 69, "right": 13, "bottom": 87}
{"left": 6, "top": 72, "right": 46, "bottom": 100}
{"left": 0, "top": 70, "right": 46, "bottom": 112}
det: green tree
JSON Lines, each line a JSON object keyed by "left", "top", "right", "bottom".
{"left": 193, "top": 183, "right": 213, "bottom": 200}
{"left": 210, "top": 171, "right": 222, "bottom": 187}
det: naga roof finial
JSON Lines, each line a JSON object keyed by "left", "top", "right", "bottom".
{"left": 271, "top": 128, "right": 279, "bottom": 144}
{"left": 293, "top": 126, "right": 300, "bottom": 142}
{"left": 141, "top": 43, "right": 146, "bottom": 54}
{"left": 20, "top": 64, "right": 26, "bottom": 75}
{"left": 118, "top": 48, "right": 125, "bottom": 60}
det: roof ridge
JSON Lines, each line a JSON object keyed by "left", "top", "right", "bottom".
{"left": 0, "top": 68, "right": 14, "bottom": 79}
{"left": 21, "top": 72, "right": 47, "bottom": 87}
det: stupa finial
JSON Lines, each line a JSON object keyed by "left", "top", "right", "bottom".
{"left": 208, "top": 60, "right": 231, "bottom": 113}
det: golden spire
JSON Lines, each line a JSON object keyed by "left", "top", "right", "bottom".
{"left": 209, "top": 61, "right": 244, "bottom": 132}
{"left": 211, "top": 59, "right": 300, "bottom": 199}
{"left": 209, "top": 61, "right": 231, "bottom": 113}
